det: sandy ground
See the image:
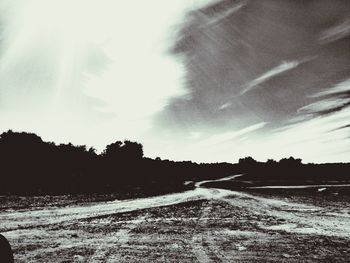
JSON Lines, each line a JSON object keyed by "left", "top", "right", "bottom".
{"left": 1, "top": 175, "right": 350, "bottom": 262}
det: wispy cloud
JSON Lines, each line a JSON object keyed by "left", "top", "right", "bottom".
{"left": 191, "top": 122, "right": 266, "bottom": 148}
{"left": 302, "top": 79, "right": 350, "bottom": 116}
{"left": 309, "top": 79, "right": 350, "bottom": 98}
{"left": 298, "top": 98, "right": 350, "bottom": 115}
{"left": 218, "top": 102, "right": 232, "bottom": 110}
{"left": 204, "top": 0, "right": 247, "bottom": 27}
{"left": 240, "top": 60, "right": 300, "bottom": 95}
{"left": 320, "top": 19, "right": 350, "bottom": 44}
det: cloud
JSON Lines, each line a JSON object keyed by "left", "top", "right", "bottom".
{"left": 193, "top": 122, "right": 266, "bottom": 147}
{"left": 310, "top": 79, "right": 350, "bottom": 98}
{"left": 203, "top": 0, "right": 247, "bottom": 27}
{"left": 320, "top": 19, "right": 350, "bottom": 44}
{"left": 301, "top": 80, "right": 350, "bottom": 116}
{"left": 298, "top": 98, "right": 350, "bottom": 116}
{"left": 218, "top": 102, "right": 232, "bottom": 110}
{"left": 240, "top": 60, "right": 301, "bottom": 95}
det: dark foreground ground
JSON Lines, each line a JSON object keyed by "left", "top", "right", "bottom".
{"left": 1, "top": 178, "right": 350, "bottom": 262}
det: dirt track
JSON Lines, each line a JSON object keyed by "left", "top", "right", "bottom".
{"left": 1, "top": 176, "right": 350, "bottom": 262}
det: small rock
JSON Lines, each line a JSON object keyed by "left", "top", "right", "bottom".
{"left": 237, "top": 245, "right": 246, "bottom": 251}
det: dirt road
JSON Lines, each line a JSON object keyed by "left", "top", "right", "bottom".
{"left": 1, "top": 175, "right": 349, "bottom": 262}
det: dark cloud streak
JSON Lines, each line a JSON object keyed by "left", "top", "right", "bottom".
{"left": 157, "top": 0, "right": 350, "bottom": 134}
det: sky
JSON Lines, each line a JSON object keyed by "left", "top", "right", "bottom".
{"left": 0, "top": 0, "right": 349, "bottom": 163}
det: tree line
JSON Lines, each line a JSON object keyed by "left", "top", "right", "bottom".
{"left": 0, "top": 130, "right": 236, "bottom": 195}
{"left": 0, "top": 130, "right": 349, "bottom": 196}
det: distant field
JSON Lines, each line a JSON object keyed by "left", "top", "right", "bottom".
{"left": 1, "top": 179, "right": 350, "bottom": 262}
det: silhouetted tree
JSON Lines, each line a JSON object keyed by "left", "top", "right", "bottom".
{"left": 238, "top": 157, "right": 258, "bottom": 170}
{"left": 279, "top": 157, "right": 302, "bottom": 165}
{"left": 0, "top": 130, "right": 349, "bottom": 196}
{"left": 266, "top": 159, "right": 277, "bottom": 165}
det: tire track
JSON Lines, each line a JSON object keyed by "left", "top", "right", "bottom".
{"left": 88, "top": 216, "right": 146, "bottom": 262}
{"left": 190, "top": 204, "right": 213, "bottom": 263}
{"left": 190, "top": 201, "right": 229, "bottom": 263}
